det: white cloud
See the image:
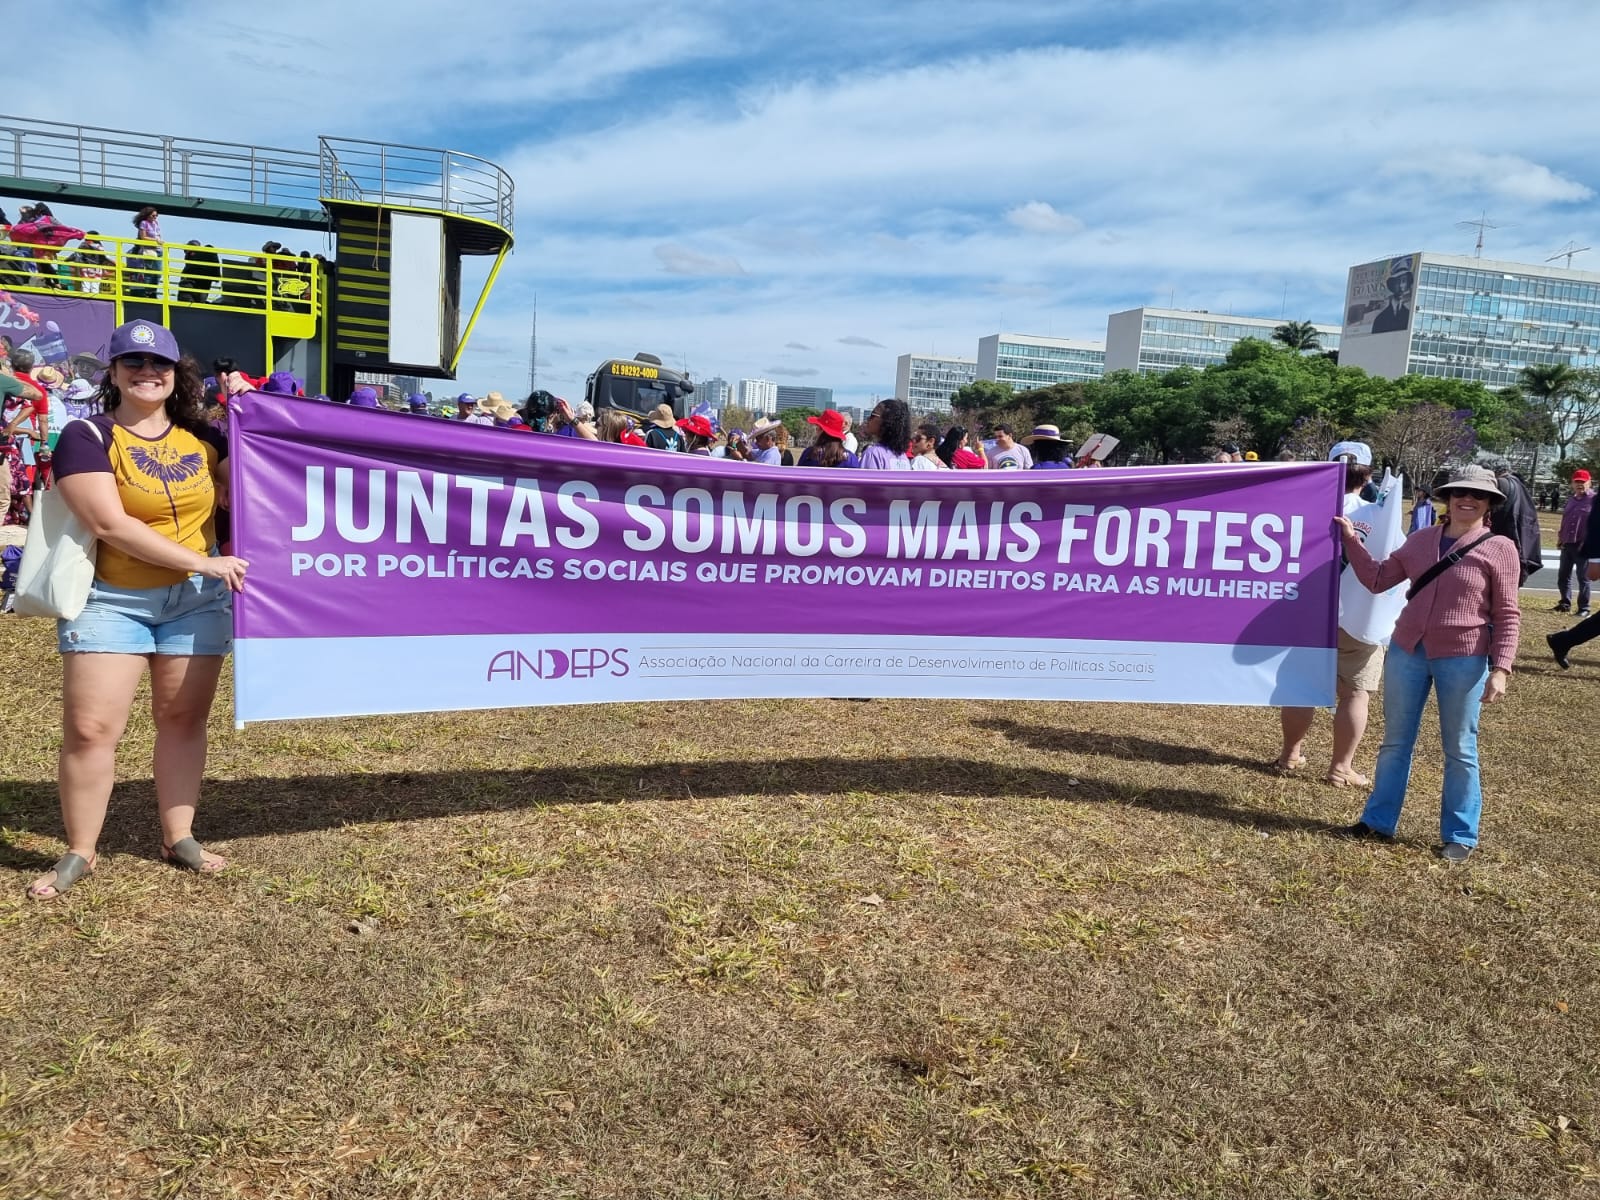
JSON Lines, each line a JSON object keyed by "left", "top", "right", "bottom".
{"left": 838, "top": 335, "right": 886, "bottom": 348}
{"left": 654, "top": 245, "right": 747, "bottom": 276}
{"left": 1383, "top": 149, "right": 1594, "bottom": 205}
{"left": 1006, "top": 202, "right": 1085, "bottom": 236}
{"left": 23, "top": 0, "right": 1600, "bottom": 409}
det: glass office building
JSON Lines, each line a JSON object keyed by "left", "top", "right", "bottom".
{"left": 895, "top": 353, "right": 976, "bottom": 409}
{"left": 775, "top": 385, "right": 835, "bottom": 412}
{"left": 1339, "top": 252, "right": 1600, "bottom": 388}
{"left": 976, "top": 333, "right": 1106, "bottom": 391}
{"left": 1104, "top": 308, "right": 1341, "bottom": 374}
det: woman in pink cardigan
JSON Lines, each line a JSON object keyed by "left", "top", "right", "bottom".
{"left": 1335, "top": 464, "right": 1521, "bottom": 863}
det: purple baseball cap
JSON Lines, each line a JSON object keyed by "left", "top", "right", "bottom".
{"left": 349, "top": 386, "right": 380, "bottom": 408}
{"left": 455, "top": 392, "right": 476, "bottom": 406}
{"left": 407, "top": 393, "right": 429, "bottom": 411}
{"left": 263, "top": 371, "right": 301, "bottom": 395}
{"left": 108, "top": 319, "right": 181, "bottom": 363}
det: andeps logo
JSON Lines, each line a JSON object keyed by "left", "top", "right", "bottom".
{"left": 486, "top": 648, "right": 630, "bottom": 682}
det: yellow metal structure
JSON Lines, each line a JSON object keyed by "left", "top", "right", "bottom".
{"left": 0, "top": 231, "right": 322, "bottom": 372}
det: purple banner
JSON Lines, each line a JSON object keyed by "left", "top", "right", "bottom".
{"left": 229, "top": 391, "right": 1342, "bottom": 721}
{"left": 0, "top": 290, "right": 114, "bottom": 377}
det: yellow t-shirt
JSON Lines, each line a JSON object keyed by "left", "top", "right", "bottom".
{"left": 52, "top": 413, "right": 225, "bottom": 589}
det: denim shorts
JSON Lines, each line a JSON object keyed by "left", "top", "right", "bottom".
{"left": 58, "top": 574, "right": 233, "bottom": 656}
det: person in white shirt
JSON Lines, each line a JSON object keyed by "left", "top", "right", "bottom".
{"left": 988, "top": 424, "right": 1032, "bottom": 470}
{"left": 909, "top": 423, "right": 947, "bottom": 469}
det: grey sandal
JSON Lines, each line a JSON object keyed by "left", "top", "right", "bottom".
{"left": 160, "top": 837, "right": 226, "bottom": 873}
{"left": 27, "top": 852, "right": 95, "bottom": 900}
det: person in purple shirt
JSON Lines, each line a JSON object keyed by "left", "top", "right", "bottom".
{"left": 798, "top": 410, "right": 859, "bottom": 468}
{"left": 1554, "top": 469, "right": 1594, "bottom": 616}
{"left": 856, "top": 399, "right": 912, "bottom": 470}
{"left": 1022, "top": 424, "right": 1074, "bottom": 469}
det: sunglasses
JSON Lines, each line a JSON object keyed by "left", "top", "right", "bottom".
{"left": 117, "top": 354, "right": 175, "bottom": 370}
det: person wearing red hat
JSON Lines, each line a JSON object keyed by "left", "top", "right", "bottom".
{"left": 798, "top": 410, "right": 860, "bottom": 468}
{"left": 675, "top": 413, "right": 716, "bottom": 454}
{"left": 1554, "top": 470, "right": 1594, "bottom": 616}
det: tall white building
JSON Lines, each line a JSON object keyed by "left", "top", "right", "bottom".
{"left": 1337, "top": 252, "right": 1600, "bottom": 387}
{"left": 737, "top": 378, "right": 778, "bottom": 414}
{"left": 977, "top": 333, "right": 1105, "bottom": 391}
{"left": 895, "top": 353, "right": 975, "bottom": 410}
{"left": 1103, "top": 308, "right": 1341, "bottom": 374}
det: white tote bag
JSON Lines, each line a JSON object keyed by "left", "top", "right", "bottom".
{"left": 13, "top": 421, "right": 103, "bottom": 620}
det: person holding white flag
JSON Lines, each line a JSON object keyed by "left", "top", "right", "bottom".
{"left": 1276, "top": 442, "right": 1407, "bottom": 786}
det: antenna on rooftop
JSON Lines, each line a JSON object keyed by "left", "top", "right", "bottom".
{"left": 1547, "top": 241, "right": 1591, "bottom": 270}
{"left": 1456, "top": 212, "right": 1507, "bottom": 258}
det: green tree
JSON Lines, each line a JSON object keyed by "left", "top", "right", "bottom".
{"left": 1272, "top": 320, "right": 1323, "bottom": 352}
{"left": 778, "top": 408, "right": 821, "bottom": 441}
{"left": 1516, "top": 362, "right": 1579, "bottom": 477}
{"left": 950, "top": 379, "right": 1015, "bottom": 415}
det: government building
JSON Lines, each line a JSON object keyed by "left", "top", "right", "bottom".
{"left": 1337, "top": 252, "right": 1600, "bottom": 388}
{"left": 976, "top": 332, "right": 1106, "bottom": 391}
{"left": 1104, "top": 307, "right": 1340, "bottom": 374}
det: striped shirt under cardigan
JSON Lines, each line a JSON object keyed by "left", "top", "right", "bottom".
{"left": 1342, "top": 524, "right": 1522, "bottom": 673}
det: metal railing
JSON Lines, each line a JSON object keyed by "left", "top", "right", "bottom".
{"left": 318, "top": 137, "right": 513, "bottom": 230}
{"left": 0, "top": 114, "right": 323, "bottom": 212}
{"left": 0, "top": 231, "right": 321, "bottom": 319}
{"left": 0, "top": 115, "right": 514, "bottom": 232}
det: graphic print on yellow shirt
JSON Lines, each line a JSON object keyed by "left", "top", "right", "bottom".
{"left": 99, "top": 424, "right": 221, "bottom": 589}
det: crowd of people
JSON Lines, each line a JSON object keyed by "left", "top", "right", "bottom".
{"left": 0, "top": 202, "right": 325, "bottom": 307}
{"left": 8, "top": 315, "right": 1592, "bottom": 899}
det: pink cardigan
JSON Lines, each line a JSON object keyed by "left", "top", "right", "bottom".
{"left": 1343, "top": 524, "right": 1521, "bottom": 671}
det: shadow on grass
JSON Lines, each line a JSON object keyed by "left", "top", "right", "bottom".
{"left": 0, "top": 755, "right": 1343, "bottom": 852}
{"left": 974, "top": 716, "right": 1270, "bottom": 772}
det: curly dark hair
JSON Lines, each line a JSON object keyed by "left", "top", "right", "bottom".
{"left": 99, "top": 353, "right": 210, "bottom": 435}
{"left": 870, "top": 399, "right": 911, "bottom": 455}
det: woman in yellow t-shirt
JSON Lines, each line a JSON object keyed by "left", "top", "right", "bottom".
{"left": 28, "top": 320, "right": 249, "bottom": 900}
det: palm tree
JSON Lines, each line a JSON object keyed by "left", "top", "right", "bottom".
{"left": 1272, "top": 320, "right": 1322, "bottom": 352}
{"left": 1517, "top": 361, "right": 1578, "bottom": 479}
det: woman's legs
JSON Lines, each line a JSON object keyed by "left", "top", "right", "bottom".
{"left": 149, "top": 655, "right": 227, "bottom": 866}
{"left": 33, "top": 653, "right": 148, "bottom": 893}
{"left": 1358, "top": 644, "right": 1432, "bottom": 836}
{"left": 1432, "top": 654, "right": 1490, "bottom": 847}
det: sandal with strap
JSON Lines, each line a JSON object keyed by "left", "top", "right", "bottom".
{"left": 160, "top": 837, "right": 227, "bottom": 874}
{"left": 27, "top": 852, "right": 96, "bottom": 900}
{"left": 1324, "top": 768, "right": 1371, "bottom": 789}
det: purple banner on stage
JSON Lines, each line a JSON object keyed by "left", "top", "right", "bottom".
{"left": 0, "top": 290, "right": 114, "bottom": 376}
{"left": 228, "top": 391, "right": 1343, "bottom": 721}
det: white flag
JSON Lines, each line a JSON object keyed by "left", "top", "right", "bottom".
{"left": 1340, "top": 470, "right": 1407, "bottom": 645}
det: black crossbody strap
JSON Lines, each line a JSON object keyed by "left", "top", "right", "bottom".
{"left": 1404, "top": 532, "right": 1495, "bottom": 601}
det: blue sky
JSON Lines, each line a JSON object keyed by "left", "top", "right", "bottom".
{"left": 27, "top": 0, "right": 1600, "bottom": 406}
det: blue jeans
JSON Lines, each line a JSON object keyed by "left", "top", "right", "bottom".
{"left": 1558, "top": 545, "right": 1591, "bottom": 610}
{"left": 1359, "top": 643, "right": 1489, "bottom": 846}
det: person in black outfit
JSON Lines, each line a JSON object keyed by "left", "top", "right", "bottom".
{"left": 1547, "top": 499, "right": 1600, "bottom": 669}
{"left": 1485, "top": 458, "right": 1543, "bottom": 584}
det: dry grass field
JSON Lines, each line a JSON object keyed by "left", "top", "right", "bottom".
{"left": 1, "top": 600, "right": 1597, "bottom": 1199}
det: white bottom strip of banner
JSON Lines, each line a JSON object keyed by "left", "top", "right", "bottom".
{"left": 233, "top": 633, "right": 1336, "bottom": 724}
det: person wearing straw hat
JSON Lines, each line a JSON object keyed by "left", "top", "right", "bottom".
{"left": 643, "top": 403, "right": 683, "bottom": 452}
{"left": 747, "top": 417, "right": 785, "bottom": 466}
{"left": 1022, "top": 424, "right": 1073, "bottom": 470}
{"left": 1335, "top": 464, "right": 1521, "bottom": 863}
